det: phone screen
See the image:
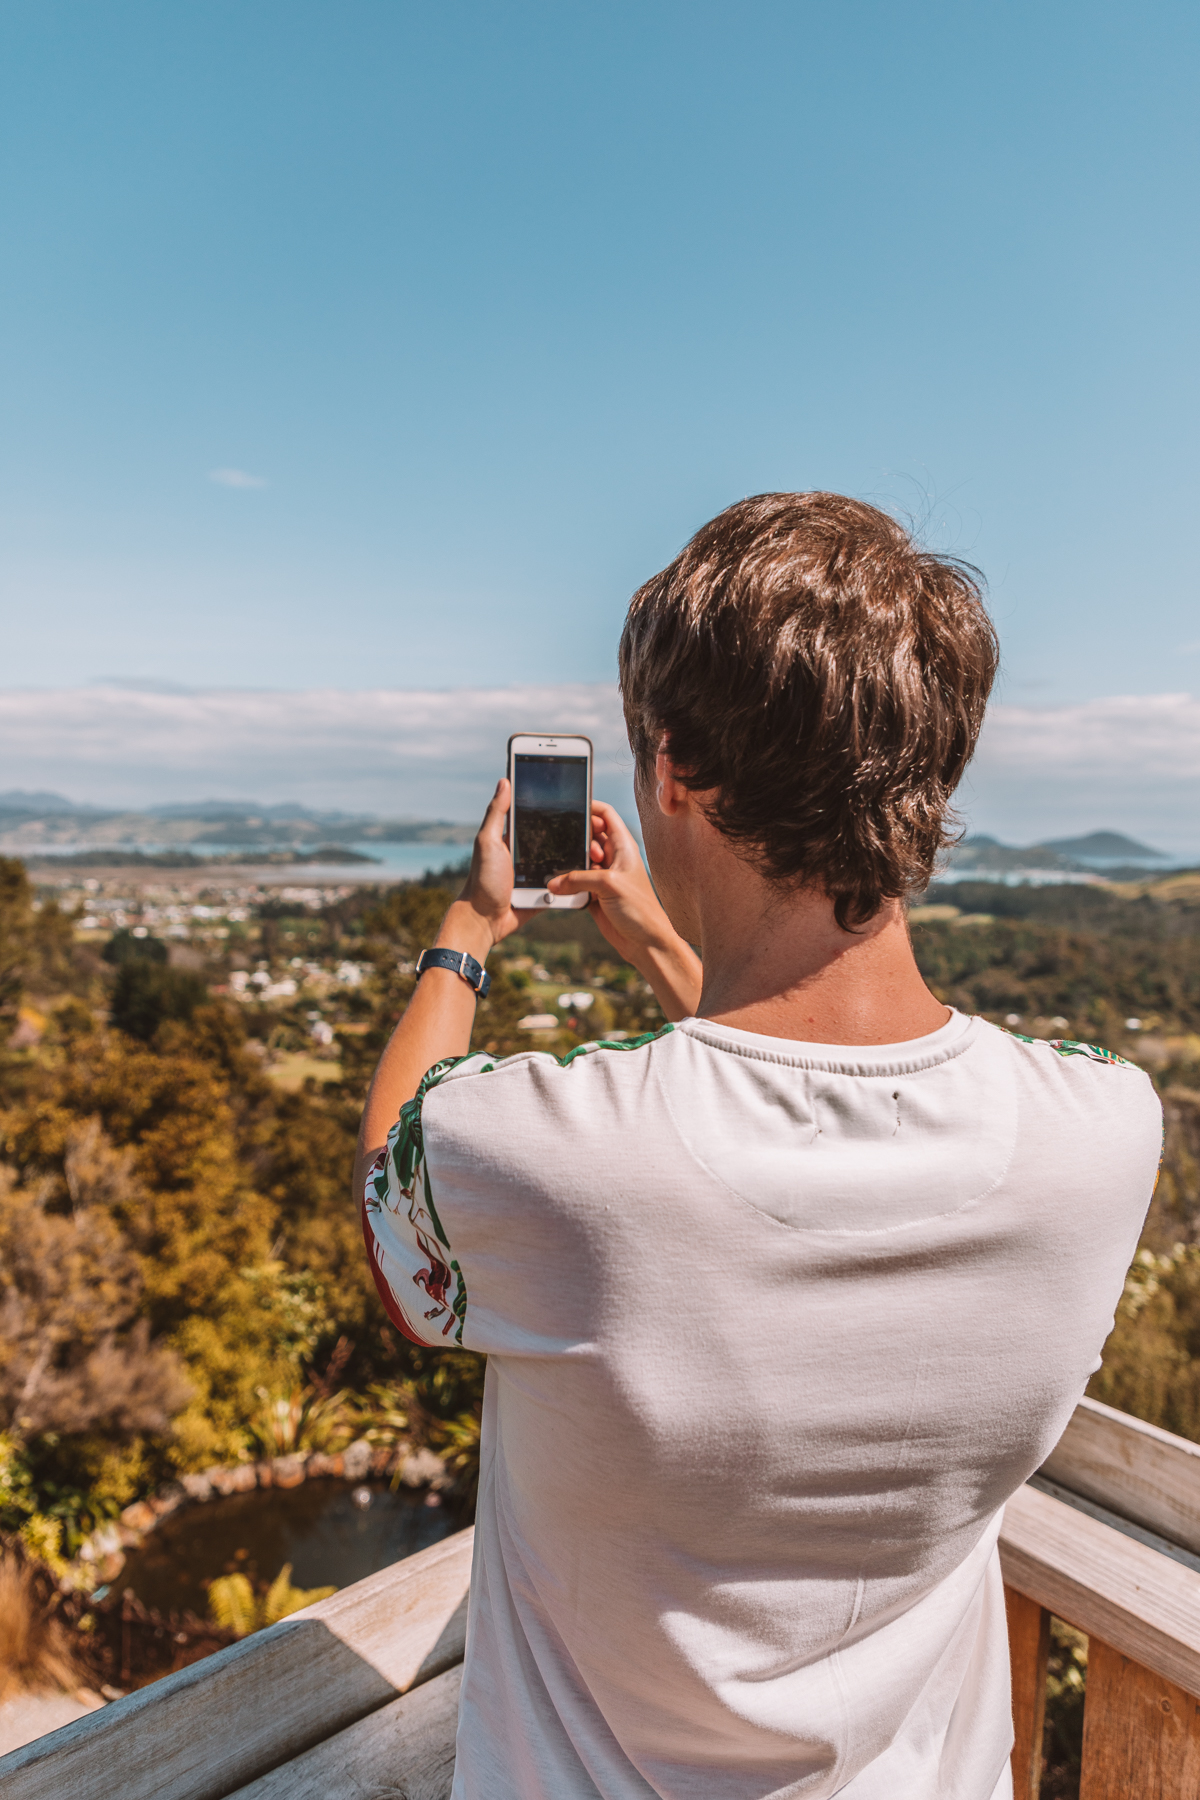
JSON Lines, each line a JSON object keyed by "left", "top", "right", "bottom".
{"left": 512, "top": 753, "right": 590, "bottom": 887}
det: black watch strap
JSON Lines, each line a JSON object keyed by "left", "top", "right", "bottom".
{"left": 415, "top": 946, "right": 491, "bottom": 998}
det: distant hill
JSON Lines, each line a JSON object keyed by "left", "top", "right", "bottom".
{"left": 1033, "top": 831, "right": 1167, "bottom": 865}
{"left": 0, "top": 797, "right": 474, "bottom": 853}
{"left": 18, "top": 844, "right": 379, "bottom": 869}
{"left": 947, "top": 830, "right": 1181, "bottom": 881}
{"left": 142, "top": 799, "right": 392, "bottom": 823}
{"left": 0, "top": 789, "right": 97, "bottom": 815}
{"left": 952, "top": 836, "right": 1075, "bottom": 872}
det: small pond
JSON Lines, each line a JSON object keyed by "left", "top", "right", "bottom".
{"left": 118, "top": 1479, "right": 457, "bottom": 1617}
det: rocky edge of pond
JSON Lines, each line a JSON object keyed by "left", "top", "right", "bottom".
{"left": 68, "top": 1439, "right": 449, "bottom": 1590}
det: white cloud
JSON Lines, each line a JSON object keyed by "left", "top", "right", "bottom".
{"left": 964, "top": 692, "right": 1200, "bottom": 855}
{"left": 0, "top": 685, "right": 1196, "bottom": 855}
{"left": 207, "top": 468, "right": 268, "bottom": 490}
{"left": 0, "top": 683, "right": 632, "bottom": 817}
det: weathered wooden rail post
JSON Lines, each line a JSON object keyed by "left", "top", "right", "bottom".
{"left": 1002, "top": 1398, "right": 1200, "bottom": 1797}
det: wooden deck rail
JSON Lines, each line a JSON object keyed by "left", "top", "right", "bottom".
{"left": 0, "top": 1527, "right": 474, "bottom": 1800}
{"left": 1003, "top": 1398, "right": 1200, "bottom": 1797}
{"left": 3, "top": 1398, "right": 1200, "bottom": 1799}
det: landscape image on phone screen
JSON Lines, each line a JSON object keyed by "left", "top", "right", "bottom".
{"left": 513, "top": 755, "right": 589, "bottom": 887}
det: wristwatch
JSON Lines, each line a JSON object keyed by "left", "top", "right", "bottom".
{"left": 414, "top": 946, "right": 491, "bottom": 999}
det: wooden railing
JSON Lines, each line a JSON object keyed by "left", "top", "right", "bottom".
{"left": 0, "top": 1528, "right": 474, "bottom": 1800}
{"left": 3, "top": 1397, "right": 1200, "bottom": 1799}
{"left": 1002, "top": 1398, "right": 1200, "bottom": 1797}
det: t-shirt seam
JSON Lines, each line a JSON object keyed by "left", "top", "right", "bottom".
{"left": 674, "top": 1013, "right": 980, "bottom": 1077}
{"left": 996, "top": 1022, "right": 1144, "bottom": 1070}
{"left": 422, "top": 1024, "right": 675, "bottom": 1096}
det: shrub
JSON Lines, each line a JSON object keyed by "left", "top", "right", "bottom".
{"left": 0, "top": 1536, "right": 84, "bottom": 1702}
{"left": 245, "top": 1385, "right": 354, "bottom": 1458}
{"left": 1089, "top": 1246, "right": 1200, "bottom": 1441}
{"left": 207, "top": 1563, "right": 335, "bottom": 1637}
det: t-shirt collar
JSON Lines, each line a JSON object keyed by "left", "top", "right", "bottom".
{"left": 675, "top": 1007, "right": 978, "bottom": 1075}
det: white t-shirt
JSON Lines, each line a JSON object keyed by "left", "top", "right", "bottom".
{"left": 362, "top": 1010, "right": 1161, "bottom": 1800}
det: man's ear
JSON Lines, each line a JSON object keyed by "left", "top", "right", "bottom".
{"left": 653, "top": 741, "right": 689, "bottom": 817}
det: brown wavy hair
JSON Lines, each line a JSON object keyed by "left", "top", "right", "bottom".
{"left": 619, "top": 492, "right": 999, "bottom": 929}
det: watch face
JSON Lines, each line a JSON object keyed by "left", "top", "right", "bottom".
{"left": 512, "top": 753, "right": 589, "bottom": 887}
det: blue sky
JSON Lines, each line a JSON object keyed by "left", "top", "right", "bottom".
{"left": 1, "top": 1, "right": 1198, "bottom": 838}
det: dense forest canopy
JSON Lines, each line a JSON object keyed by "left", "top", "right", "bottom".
{"left": 0, "top": 856, "right": 1198, "bottom": 1557}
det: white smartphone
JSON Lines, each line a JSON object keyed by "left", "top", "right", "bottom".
{"left": 507, "top": 733, "right": 594, "bottom": 910}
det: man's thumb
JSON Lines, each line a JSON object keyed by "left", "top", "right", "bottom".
{"left": 548, "top": 870, "right": 608, "bottom": 894}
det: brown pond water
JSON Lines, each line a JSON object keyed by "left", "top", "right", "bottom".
{"left": 117, "top": 1478, "right": 457, "bottom": 1616}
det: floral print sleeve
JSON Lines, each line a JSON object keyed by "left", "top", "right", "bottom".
{"left": 1000, "top": 1026, "right": 1135, "bottom": 1067}
{"left": 361, "top": 1053, "right": 494, "bottom": 1347}
{"left": 361, "top": 1028, "right": 676, "bottom": 1349}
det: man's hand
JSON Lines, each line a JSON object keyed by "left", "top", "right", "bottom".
{"left": 547, "top": 802, "right": 671, "bottom": 962}
{"left": 356, "top": 778, "right": 524, "bottom": 1199}
{"left": 548, "top": 802, "right": 702, "bottom": 1021}
{"left": 447, "top": 777, "right": 527, "bottom": 955}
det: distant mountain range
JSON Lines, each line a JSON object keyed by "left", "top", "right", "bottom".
{"left": 1031, "top": 831, "right": 1168, "bottom": 865}
{"left": 0, "top": 795, "right": 1185, "bottom": 877}
{"left": 0, "top": 793, "right": 474, "bottom": 855}
{"left": 950, "top": 831, "right": 1173, "bottom": 876}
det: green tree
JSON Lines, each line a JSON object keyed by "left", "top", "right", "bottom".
{"left": 109, "top": 963, "right": 209, "bottom": 1042}
{"left": 0, "top": 859, "right": 35, "bottom": 1029}
{"left": 102, "top": 928, "right": 169, "bottom": 968}
{"left": 0, "top": 858, "right": 95, "bottom": 1029}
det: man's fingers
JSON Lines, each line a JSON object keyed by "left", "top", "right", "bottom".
{"left": 592, "top": 799, "right": 631, "bottom": 832}
{"left": 547, "top": 869, "right": 618, "bottom": 895}
{"left": 590, "top": 801, "right": 639, "bottom": 858}
{"left": 479, "top": 777, "right": 510, "bottom": 837}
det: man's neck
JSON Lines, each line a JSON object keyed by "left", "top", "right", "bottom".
{"left": 695, "top": 881, "right": 950, "bottom": 1047}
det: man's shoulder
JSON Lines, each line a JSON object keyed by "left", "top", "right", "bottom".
{"left": 988, "top": 1019, "right": 1150, "bottom": 1076}
{"left": 982, "top": 1019, "right": 1161, "bottom": 1123}
{"left": 421, "top": 1021, "right": 677, "bottom": 1103}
